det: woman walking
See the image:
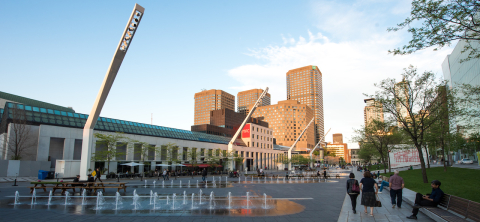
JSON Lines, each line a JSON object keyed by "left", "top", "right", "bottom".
{"left": 360, "top": 171, "right": 378, "bottom": 216}
{"left": 346, "top": 173, "right": 360, "bottom": 214}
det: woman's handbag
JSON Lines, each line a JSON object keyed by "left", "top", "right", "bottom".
{"left": 352, "top": 180, "right": 360, "bottom": 193}
{"left": 376, "top": 194, "right": 382, "bottom": 207}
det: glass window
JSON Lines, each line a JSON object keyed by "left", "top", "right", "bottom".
{"left": 25, "top": 106, "right": 32, "bottom": 111}
{"left": 54, "top": 110, "right": 60, "bottom": 115}
{"left": 41, "top": 108, "right": 48, "bottom": 113}
{"left": 61, "top": 111, "right": 67, "bottom": 116}
{"left": 67, "top": 112, "right": 73, "bottom": 117}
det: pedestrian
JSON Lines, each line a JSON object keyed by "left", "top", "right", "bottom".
{"left": 389, "top": 170, "right": 404, "bottom": 208}
{"left": 166, "top": 170, "right": 170, "bottom": 180}
{"left": 162, "top": 169, "right": 167, "bottom": 181}
{"left": 155, "top": 168, "right": 159, "bottom": 180}
{"left": 323, "top": 169, "right": 327, "bottom": 178}
{"left": 407, "top": 180, "right": 444, "bottom": 220}
{"left": 378, "top": 174, "right": 393, "bottom": 193}
{"left": 346, "top": 173, "right": 360, "bottom": 214}
{"left": 202, "top": 168, "right": 207, "bottom": 183}
{"left": 94, "top": 168, "right": 102, "bottom": 182}
{"left": 360, "top": 171, "right": 378, "bottom": 217}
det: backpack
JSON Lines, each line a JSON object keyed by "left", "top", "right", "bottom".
{"left": 352, "top": 179, "right": 360, "bottom": 193}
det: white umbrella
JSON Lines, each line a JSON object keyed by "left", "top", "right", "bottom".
{"left": 172, "top": 163, "right": 186, "bottom": 166}
{"left": 155, "top": 164, "right": 171, "bottom": 166}
{"left": 120, "top": 162, "right": 145, "bottom": 166}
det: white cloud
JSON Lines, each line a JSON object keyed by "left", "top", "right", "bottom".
{"left": 228, "top": 4, "right": 453, "bottom": 143}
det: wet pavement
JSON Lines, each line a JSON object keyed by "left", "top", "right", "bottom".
{"left": 0, "top": 169, "right": 349, "bottom": 221}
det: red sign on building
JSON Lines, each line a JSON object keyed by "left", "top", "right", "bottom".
{"left": 242, "top": 124, "right": 250, "bottom": 138}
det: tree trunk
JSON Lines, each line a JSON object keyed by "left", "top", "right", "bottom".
{"left": 425, "top": 145, "right": 431, "bottom": 169}
{"left": 415, "top": 143, "right": 429, "bottom": 183}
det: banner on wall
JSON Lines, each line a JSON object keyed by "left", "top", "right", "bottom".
{"left": 242, "top": 124, "right": 250, "bottom": 138}
{"left": 389, "top": 145, "right": 428, "bottom": 169}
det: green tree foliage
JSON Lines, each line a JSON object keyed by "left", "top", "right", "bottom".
{"left": 353, "top": 119, "right": 405, "bottom": 173}
{"left": 388, "top": 0, "right": 480, "bottom": 62}
{"left": 185, "top": 147, "right": 202, "bottom": 168}
{"left": 366, "top": 66, "right": 448, "bottom": 183}
{"left": 358, "top": 144, "right": 377, "bottom": 164}
{"left": 91, "top": 132, "right": 129, "bottom": 174}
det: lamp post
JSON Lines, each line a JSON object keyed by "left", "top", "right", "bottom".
{"left": 79, "top": 4, "right": 145, "bottom": 180}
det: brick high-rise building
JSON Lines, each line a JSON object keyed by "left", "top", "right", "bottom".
{"left": 364, "top": 98, "right": 384, "bottom": 126}
{"left": 194, "top": 89, "right": 235, "bottom": 125}
{"left": 332, "top": 133, "right": 343, "bottom": 144}
{"left": 251, "top": 100, "right": 315, "bottom": 151}
{"left": 286, "top": 65, "right": 324, "bottom": 144}
{"left": 237, "top": 89, "right": 271, "bottom": 115}
{"left": 326, "top": 133, "right": 350, "bottom": 163}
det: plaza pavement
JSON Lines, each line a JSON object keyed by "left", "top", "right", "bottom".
{"left": 337, "top": 169, "right": 435, "bottom": 222}
{"left": 0, "top": 169, "right": 348, "bottom": 222}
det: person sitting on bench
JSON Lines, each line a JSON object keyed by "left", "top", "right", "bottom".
{"left": 406, "top": 180, "right": 444, "bottom": 220}
{"left": 378, "top": 174, "right": 393, "bottom": 193}
{"left": 73, "top": 175, "right": 82, "bottom": 186}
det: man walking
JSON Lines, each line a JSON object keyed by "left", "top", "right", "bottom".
{"left": 407, "top": 180, "right": 444, "bottom": 220}
{"left": 389, "top": 170, "right": 404, "bottom": 208}
{"left": 202, "top": 168, "right": 207, "bottom": 183}
{"left": 162, "top": 169, "right": 167, "bottom": 180}
{"left": 94, "top": 168, "right": 102, "bottom": 182}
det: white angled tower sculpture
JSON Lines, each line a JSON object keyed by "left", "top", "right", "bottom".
{"left": 79, "top": 4, "right": 145, "bottom": 180}
{"left": 227, "top": 87, "right": 269, "bottom": 171}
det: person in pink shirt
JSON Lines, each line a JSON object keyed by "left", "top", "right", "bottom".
{"left": 389, "top": 170, "right": 405, "bottom": 208}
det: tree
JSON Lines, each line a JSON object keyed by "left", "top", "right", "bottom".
{"left": 388, "top": 0, "right": 480, "bottom": 62}
{"left": 353, "top": 119, "right": 405, "bottom": 173}
{"left": 205, "top": 148, "right": 222, "bottom": 170}
{"left": 185, "top": 147, "right": 202, "bottom": 168}
{"left": 366, "top": 66, "right": 448, "bottom": 183}
{"left": 164, "top": 143, "right": 180, "bottom": 166}
{"left": 227, "top": 149, "right": 244, "bottom": 170}
{"left": 312, "top": 150, "right": 320, "bottom": 163}
{"left": 5, "top": 107, "right": 37, "bottom": 160}
{"left": 358, "top": 144, "right": 377, "bottom": 165}
{"left": 91, "top": 132, "right": 129, "bottom": 174}
{"left": 130, "top": 140, "right": 160, "bottom": 177}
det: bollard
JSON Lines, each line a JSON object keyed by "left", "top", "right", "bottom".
{"left": 12, "top": 179, "right": 18, "bottom": 186}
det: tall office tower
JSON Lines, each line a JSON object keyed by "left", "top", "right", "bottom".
{"left": 286, "top": 65, "right": 324, "bottom": 144}
{"left": 395, "top": 81, "right": 411, "bottom": 128}
{"left": 194, "top": 89, "right": 235, "bottom": 125}
{"left": 332, "top": 133, "right": 343, "bottom": 144}
{"left": 237, "top": 89, "right": 271, "bottom": 115}
{"left": 364, "top": 98, "right": 384, "bottom": 126}
{"left": 251, "top": 100, "right": 315, "bottom": 150}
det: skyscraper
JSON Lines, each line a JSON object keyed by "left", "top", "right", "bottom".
{"left": 237, "top": 89, "right": 271, "bottom": 115}
{"left": 364, "top": 98, "right": 384, "bottom": 126}
{"left": 251, "top": 100, "right": 315, "bottom": 149}
{"left": 194, "top": 89, "right": 235, "bottom": 125}
{"left": 286, "top": 65, "right": 324, "bottom": 144}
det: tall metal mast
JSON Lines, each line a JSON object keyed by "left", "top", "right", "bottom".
{"left": 227, "top": 87, "right": 269, "bottom": 170}
{"left": 287, "top": 118, "right": 314, "bottom": 171}
{"left": 309, "top": 128, "right": 330, "bottom": 167}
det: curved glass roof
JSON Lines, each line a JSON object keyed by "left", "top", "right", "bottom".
{"left": 2, "top": 102, "right": 230, "bottom": 145}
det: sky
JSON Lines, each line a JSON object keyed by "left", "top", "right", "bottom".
{"left": 0, "top": 0, "right": 454, "bottom": 144}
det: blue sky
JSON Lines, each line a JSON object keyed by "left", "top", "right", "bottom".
{"left": 0, "top": 0, "right": 454, "bottom": 143}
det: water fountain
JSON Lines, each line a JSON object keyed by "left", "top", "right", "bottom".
{"left": 205, "top": 181, "right": 208, "bottom": 188}
{"left": 47, "top": 191, "right": 53, "bottom": 205}
{"left": 81, "top": 189, "right": 86, "bottom": 205}
{"left": 277, "top": 178, "right": 279, "bottom": 183}
{"left": 172, "top": 193, "right": 176, "bottom": 210}
{"left": 188, "top": 180, "right": 190, "bottom": 187}
{"left": 149, "top": 190, "right": 153, "bottom": 204}
{"left": 183, "top": 191, "right": 187, "bottom": 205}
{"left": 144, "top": 180, "right": 147, "bottom": 188}
{"left": 264, "top": 193, "right": 267, "bottom": 209}
{"left": 227, "top": 192, "right": 232, "bottom": 209}
{"left": 14, "top": 191, "right": 20, "bottom": 205}
{"left": 209, "top": 191, "right": 214, "bottom": 209}
{"left": 197, "top": 180, "right": 199, "bottom": 188}
{"left": 153, "top": 192, "right": 158, "bottom": 209}
{"left": 246, "top": 192, "right": 250, "bottom": 209}
{"left": 170, "top": 180, "right": 173, "bottom": 187}
{"left": 162, "top": 181, "right": 165, "bottom": 188}
{"left": 239, "top": 177, "right": 241, "bottom": 182}
{"left": 166, "top": 195, "right": 169, "bottom": 205}
{"left": 64, "top": 191, "right": 70, "bottom": 205}
{"left": 115, "top": 192, "right": 122, "bottom": 210}
{"left": 283, "top": 177, "right": 285, "bottom": 183}
{"left": 199, "top": 189, "right": 203, "bottom": 205}
{"left": 132, "top": 192, "right": 140, "bottom": 210}
{"left": 180, "top": 180, "right": 182, "bottom": 188}
{"left": 153, "top": 180, "right": 156, "bottom": 188}
{"left": 191, "top": 193, "right": 195, "bottom": 209}
{"left": 95, "top": 191, "right": 105, "bottom": 210}
{"left": 31, "top": 189, "right": 36, "bottom": 205}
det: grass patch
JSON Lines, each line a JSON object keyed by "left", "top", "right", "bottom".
{"left": 366, "top": 164, "right": 386, "bottom": 171}
{"left": 381, "top": 167, "right": 480, "bottom": 203}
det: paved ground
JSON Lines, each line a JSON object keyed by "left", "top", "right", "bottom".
{"left": 0, "top": 169, "right": 348, "bottom": 222}
{"left": 337, "top": 170, "right": 434, "bottom": 222}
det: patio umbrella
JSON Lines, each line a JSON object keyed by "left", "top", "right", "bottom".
{"left": 171, "top": 164, "right": 186, "bottom": 166}
{"left": 154, "top": 164, "right": 171, "bottom": 166}
{"left": 120, "top": 162, "right": 144, "bottom": 166}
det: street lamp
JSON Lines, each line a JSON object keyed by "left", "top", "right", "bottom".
{"left": 80, "top": 4, "right": 145, "bottom": 180}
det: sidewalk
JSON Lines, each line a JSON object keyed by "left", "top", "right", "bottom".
{"left": 0, "top": 177, "right": 37, "bottom": 183}
{"left": 337, "top": 170, "right": 434, "bottom": 222}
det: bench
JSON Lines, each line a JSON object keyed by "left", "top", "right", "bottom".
{"left": 405, "top": 193, "right": 480, "bottom": 222}
{"left": 82, "top": 182, "right": 128, "bottom": 193}
{"left": 29, "top": 182, "right": 64, "bottom": 194}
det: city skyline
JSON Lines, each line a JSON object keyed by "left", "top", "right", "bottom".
{"left": 0, "top": 1, "right": 454, "bottom": 143}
